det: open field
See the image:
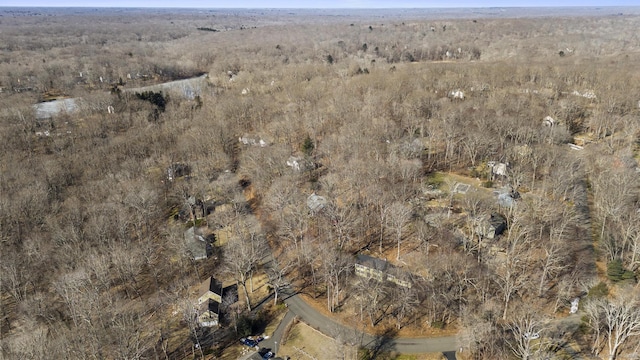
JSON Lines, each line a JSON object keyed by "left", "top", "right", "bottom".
{"left": 279, "top": 321, "right": 450, "bottom": 360}
{"left": 278, "top": 321, "right": 356, "bottom": 360}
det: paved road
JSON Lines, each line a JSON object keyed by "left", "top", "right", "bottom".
{"left": 280, "top": 286, "right": 459, "bottom": 355}
{"left": 32, "top": 75, "right": 209, "bottom": 120}
{"left": 255, "top": 252, "right": 459, "bottom": 358}
{"left": 238, "top": 310, "right": 295, "bottom": 360}
{"left": 238, "top": 159, "right": 594, "bottom": 360}
{"left": 124, "top": 74, "right": 207, "bottom": 99}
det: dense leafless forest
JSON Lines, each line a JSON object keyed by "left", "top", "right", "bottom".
{"left": 1, "top": 6, "right": 640, "bottom": 360}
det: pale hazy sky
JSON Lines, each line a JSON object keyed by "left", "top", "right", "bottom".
{"left": 2, "top": 0, "right": 639, "bottom": 8}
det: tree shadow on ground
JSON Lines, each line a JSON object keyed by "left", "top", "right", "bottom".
{"left": 442, "top": 351, "right": 457, "bottom": 360}
{"left": 362, "top": 327, "right": 398, "bottom": 359}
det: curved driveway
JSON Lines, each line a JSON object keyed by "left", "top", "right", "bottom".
{"left": 280, "top": 286, "right": 459, "bottom": 355}
{"left": 255, "top": 250, "right": 459, "bottom": 357}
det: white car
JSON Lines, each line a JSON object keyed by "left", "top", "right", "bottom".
{"left": 570, "top": 298, "right": 580, "bottom": 314}
{"left": 523, "top": 332, "right": 540, "bottom": 340}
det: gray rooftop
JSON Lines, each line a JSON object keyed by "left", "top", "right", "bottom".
{"left": 307, "top": 193, "right": 327, "bottom": 212}
{"left": 34, "top": 98, "right": 79, "bottom": 119}
{"left": 356, "top": 254, "right": 390, "bottom": 272}
{"left": 184, "top": 227, "right": 208, "bottom": 260}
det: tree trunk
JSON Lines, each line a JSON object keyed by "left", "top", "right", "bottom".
{"left": 334, "top": 276, "right": 340, "bottom": 311}
{"left": 538, "top": 262, "right": 549, "bottom": 297}
{"left": 273, "top": 287, "right": 279, "bottom": 306}
{"left": 240, "top": 279, "right": 252, "bottom": 311}
{"left": 503, "top": 293, "right": 511, "bottom": 320}
{"left": 379, "top": 206, "right": 385, "bottom": 254}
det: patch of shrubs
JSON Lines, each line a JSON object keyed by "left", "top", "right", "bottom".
{"left": 607, "top": 259, "right": 636, "bottom": 283}
{"left": 135, "top": 90, "right": 167, "bottom": 112}
{"left": 197, "top": 27, "right": 218, "bottom": 32}
{"left": 588, "top": 281, "right": 609, "bottom": 298}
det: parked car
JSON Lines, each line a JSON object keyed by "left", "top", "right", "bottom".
{"left": 240, "top": 338, "right": 259, "bottom": 348}
{"left": 262, "top": 351, "right": 274, "bottom": 359}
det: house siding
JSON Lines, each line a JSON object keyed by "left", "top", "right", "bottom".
{"left": 198, "top": 291, "right": 222, "bottom": 304}
{"left": 354, "top": 255, "right": 411, "bottom": 288}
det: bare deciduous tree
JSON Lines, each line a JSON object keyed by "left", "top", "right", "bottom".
{"left": 584, "top": 288, "right": 640, "bottom": 360}
{"left": 504, "top": 308, "right": 550, "bottom": 360}
{"left": 277, "top": 202, "right": 309, "bottom": 251}
{"left": 266, "top": 254, "right": 295, "bottom": 306}
{"left": 463, "top": 191, "right": 490, "bottom": 262}
{"left": 181, "top": 300, "right": 205, "bottom": 359}
{"left": 460, "top": 304, "right": 507, "bottom": 360}
{"left": 387, "top": 201, "right": 412, "bottom": 261}
{"left": 391, "top": 284, "right": 418, "bottom": 329}
{"left": 537, "top": 204, "right": 575, "bottom": 297}
{"left": 494, "top": 214, "right": 533, "bottom": 320}
{"left": 222, "top": 218, "right": 268, "bottom": 311}
{"left": 360, "top": 277, "right": 391, "bottom": 327}
{"left": 591, "top": 166, "right": 638, "bottom": 260}
{"left": 322, "top": 200, "right": 361, "bottom": 251}
{"left": 320, "top": 243, "right": 352, "bottom": 312}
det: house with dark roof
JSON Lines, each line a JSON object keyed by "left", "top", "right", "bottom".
{"left": 197, "top": 277, "right": 224, "bottom": 327}
{"left": 196, "top": 277, "right": 238, "bottom": 327}
{"left": 354, "top": 254, "right": 412, "bottom": 288}
{"left": 198, "top": 299, "right": 221, "bottom": 327}
{"left": 474, "top": 213, "right": 507, "bottom": 239}
{"left": 198, "top": 277, "right": 223, "bottom": 304}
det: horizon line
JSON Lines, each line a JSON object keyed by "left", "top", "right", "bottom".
{"left": 1, "top": 5, "right": 638, "bottom": 9}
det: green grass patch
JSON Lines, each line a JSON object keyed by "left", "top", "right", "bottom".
{"left": 587, "top": 281, "right": 609, "bottom": 298}
{"left": 607, "top": 259, "right": 637, "bottom": 283}
{"left": 425, "top": 172, "right": 445, "bottom": 188}
{"left": 431, "top": 320, "right": 446, "bottom": 329}
{"left": 185, "top": 218, "right": 206, "bottom": 228}
{"left": 394, "top": 355, "right": 418, "bottom": 360}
